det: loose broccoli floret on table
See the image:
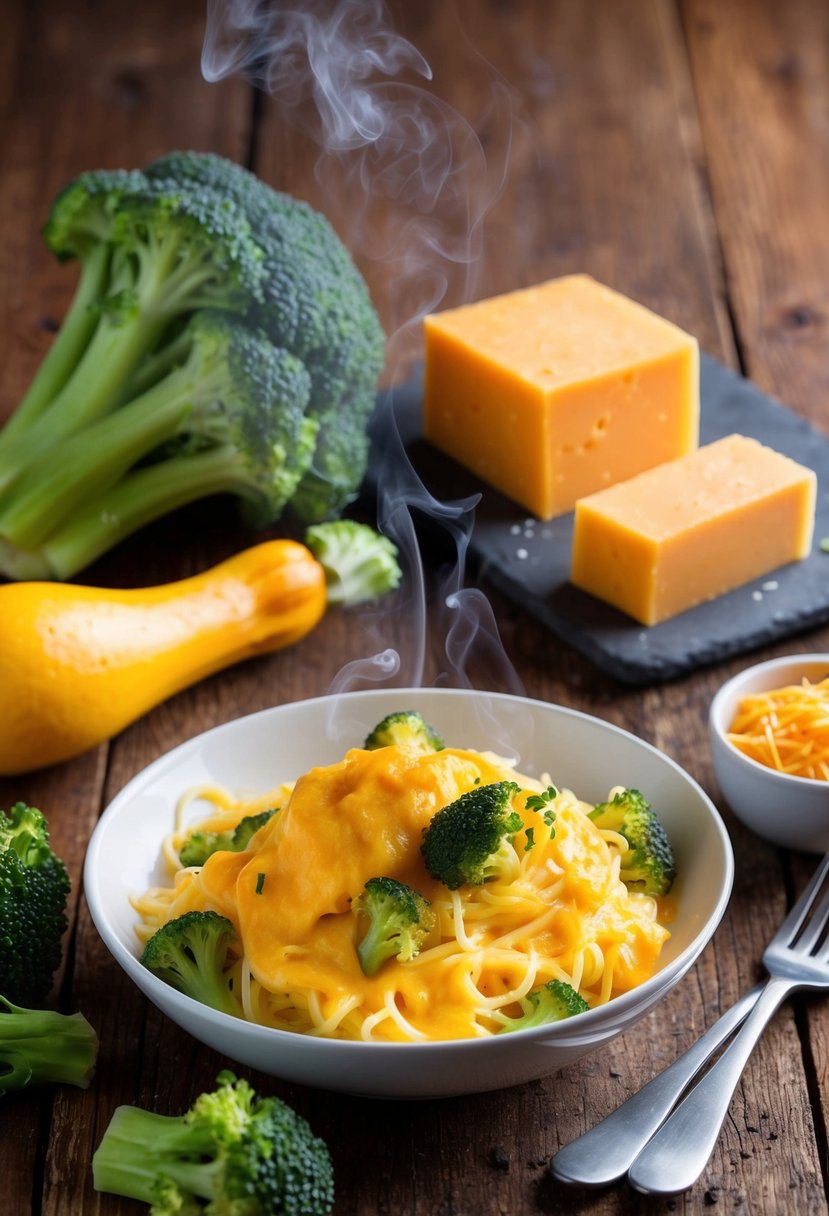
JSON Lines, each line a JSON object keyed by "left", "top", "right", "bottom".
{"left": 0, "top": 994, "right": 98, "bottom": 1095}
{"left": 140, "top": 911, "right": 242, "bottom": 1018}
{"left": 354, "top": 877, "right": 435, "bottom": 976}
{"left": 496, "top": 979, "right": 590, "bottom": 1034}
{"left": 304, "top": 519, "right": 401, "bottom": 605}
{"left": 364, "top": 710, "right": 445, "bottom": 754}
{"left": 92, "top": 1069, "right": 335, "bottom": 1216}
{"left": 179, "top": 807, "right": 278, "bottom": 869}
{"left": 0, "top": 802, "right": 70, "bottom": 1007}
{"left": 589, "top": 788, "right": 676, "bottom": 896}
{"left": 421, "top": 781, "right": 523, "bottom": 890}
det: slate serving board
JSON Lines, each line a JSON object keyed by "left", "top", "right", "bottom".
{"left": 364, "top": 354, "right": 829, "bottom": 684}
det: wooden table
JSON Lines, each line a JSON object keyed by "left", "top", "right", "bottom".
{"left": 3, "top": 1, "right": 829, "bottom": 1212}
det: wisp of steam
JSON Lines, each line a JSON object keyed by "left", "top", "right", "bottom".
{"left": 202, "top": 0, "right": 531, "bottom": 746}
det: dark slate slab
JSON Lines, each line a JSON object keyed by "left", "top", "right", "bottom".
{"left": 364, "top": 354, "right": 829, "bottom": 684}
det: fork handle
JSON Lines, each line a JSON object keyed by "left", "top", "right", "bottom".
{"left": 627, "top": 975, "right": 794, "bottom": 1195}
{"left": 549, "top": 983, "right": 764, "bottom": 1187}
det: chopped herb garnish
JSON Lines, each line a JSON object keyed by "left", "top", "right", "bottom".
{"left": 524, "top": 827, "right": 536, "bottom": 853}
{"left": 525, "top": 786, "right": 558, "bottom": 836}
{"left": 255, "top": 872, "right": 266, "bottom": 895}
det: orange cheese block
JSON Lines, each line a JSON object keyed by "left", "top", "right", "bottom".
{"left": 570, "top": 433, "right": 817, "bottom": 625}
{"left": 423, "top": 274, "right": 699, "bottom": 519}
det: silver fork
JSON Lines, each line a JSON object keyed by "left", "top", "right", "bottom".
{"left": 551, "top": 849, "right": 829, "bottom": 1195}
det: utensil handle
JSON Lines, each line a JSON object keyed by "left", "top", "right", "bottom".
{"left": 549, "top": 983, "right": 765, "bottom": 1187}
{"left": 627, "top": 976, "right": 793, "bottom": 1195}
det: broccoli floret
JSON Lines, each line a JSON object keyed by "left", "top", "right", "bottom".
{"left": 0, "top": 311, "right": 315, "bottom": 560}
{"left": 179, "top": 807, "right": 278, "bottom": 869}
{"left": 354, "top": 877, "right": 435, "bottom": 976}
{"left": 421, "top": 781, "right": 523, "bottom": 890}
{"left": 0, "top": 803, "right": 70, "bottom": 1007}
{"left": 304, "top": 520, "right": 401, "bottom": 606}
{"left": 140, "top": 911, "right": 242, "bottom": 1018}
{"left": 495, "top": 979, "right": 590, "bottom": 1034}
{"left": 364, "top": 710, "right": 445, "bottom": 754}
{"left": 589, "top": 788, "right": 676, "bottom": 896}
{"left": 0, "top": 993, "right": 98, "bottom": 1095}
{"left": 92, "top": 1069, "right": 335, "bottom": 1216}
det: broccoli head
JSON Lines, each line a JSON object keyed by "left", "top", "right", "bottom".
{"left": 421, "top": 781, "right": 523, "bottom": 890}
{"left": 354, "top": 877, "right": 435, "bottom": 976}
{"left": 0, "top": 993, "right": 98, "bottom": 1095}
{"left": 0, "top": 803, "right": 70, "bottom": 1007}
{"left": 496, "top": 979, "right": 590, "bottom": 1034}
{"left": 179, "top": 807, "right": 278, "bottom": 869}
{"left": 140, "top": 911, "right": 242, "bottom": 1018}
{"left": 589, "top": 788, "right": 676, "bottom": 896}
{"left": 364, "top": 710, "right": 445, "bottom": 754}
{"left": 92, "top": 1069, "right": 335, "bottom": 1215}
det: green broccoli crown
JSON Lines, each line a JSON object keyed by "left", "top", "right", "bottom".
{"left": 179, "top": 807, "right": 278, "bottom": 869}
{"left": 496, "top": 979, "right": 590, "bottom": 1034}
{"left": 0, "top": 993, "right": 98, "bottom": 1094}
{"left": 0, "top": 803, "right": 70, "bottom": 1006}
{"left": 364, "top": 710, "right": 445, "bottom": 754}
{"left": 354, "top": 876, "right": 435, "bottom": 976}
{"left": 589, "top": 788, "right": 676, "bottom": 896}
{"left": 140, "top": 910, "right": 242, "bottom": 1018}
{"left": 92, "top": 1070, "right": 335, "bottom": 1216}
{"left": 43, "top": 168, "right": 150, "bottom": 260}
{"left": 304, "top": 520, "right": 401, "bottom": 606}
{"left": 421, "top": 782, "right": 523, "bottom": 890}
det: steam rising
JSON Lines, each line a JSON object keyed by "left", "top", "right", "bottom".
{"left": 202, "top": 0, "right": 526, "bottom": 709}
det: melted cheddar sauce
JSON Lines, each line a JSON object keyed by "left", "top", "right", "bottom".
{"left": 135, "top": 743, "right": 671, "bottom": 1042}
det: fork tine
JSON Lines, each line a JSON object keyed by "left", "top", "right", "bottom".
{"left": 791, "top": 882, "right": 829, "bottom": 955}
{"left": 772, "top": 851, "right": 829, "bottom": 948}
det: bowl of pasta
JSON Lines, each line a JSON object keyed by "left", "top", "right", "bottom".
{"left": 710, "top": 653, "right": 829, "bottom": 853}
{"left": 85, "top": 687, "right": 733, "bottom": 1098}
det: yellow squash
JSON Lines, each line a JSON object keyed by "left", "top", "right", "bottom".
{"left": 0, "top": 541, "right": 327, "bottom": 775}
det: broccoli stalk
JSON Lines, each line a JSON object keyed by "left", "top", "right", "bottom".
{"left": 140, "top": 911, "right": 242, "bottom": 1018}
{"left": 0, "top": 994, "right": 98, "bottom": 1094}
{"left": 354, "top": 877, "right": 435, "bottom": 976}
{"left": 364, "top": 710, "right": 445, "bottom": 753}
{"left": 92, "top": 1070, "right": 335, "bottom": 1215}
{"left": 179, "top": 807, "right": 278, "bottom": 869}
{"left": 495, "top": 980, "right": 590, "bottom": 1034}
{"left": 421, "top": 781, "right": 523, "bottom": 890}
{"left": 588, "top": 788, "right": 676, "bottom": 896}
{"left": 0, "top": 311, "right": 315, "bottom": 553}
{"left": 0, "top": 803, "right": 70, "bottom": 1007}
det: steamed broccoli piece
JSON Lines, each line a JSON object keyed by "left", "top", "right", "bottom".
{"left": 0, "top": 174, "right": 265, "bottom": 501}
{"left": 354, "top": 877, "right": 435, "bottom": 976}
{"left": 304, "top": 519, "right": 401, "bottom": 606}
{"left": 364, "top": 710, "right": 445, "bottom": 754}
{"left": 179, "top": 807, "right": 278, "bottom": 869}
{"left": 140, "top": 911, "right": 242, "bottom": 1018}
{"left": 421, "top": 781, "right": 523, "bottom": 890}
{"left": 0, "top": 994, "right": 98, "bottom": 1095}
{"left": 0, "top": 803, "right": 70, "bottom": 1007}
{"left": 0, "top": 310, "right": 315, "bottom": 556}
{"left": 496, "top": 979, "right": 590, "bottom": 1034}
{"left": 92, "top": 1070, "right": 335, "bottom": 1216}
{"left": 589, "top": 788, "right": 676, "bottom": 896}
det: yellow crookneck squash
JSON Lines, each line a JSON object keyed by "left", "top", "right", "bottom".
{"left": 0, "top": 540, "right": 327, "bottom": 775}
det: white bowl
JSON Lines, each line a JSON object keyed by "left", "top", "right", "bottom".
{"left": 710, "top": 654, "right": 829, "bottom": 853}
{"left": 85, "top": 688, "right": 733, "bottom": 1099}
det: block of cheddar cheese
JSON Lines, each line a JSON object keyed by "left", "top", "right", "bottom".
{"left": 570, "top": 433, "right": 817, "bottom": 625}
{"left": 423, "top": 274, "right": 699, "bottom": 520}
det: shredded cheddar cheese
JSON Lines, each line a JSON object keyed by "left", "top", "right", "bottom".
{"left": 727, "top": 676, "right": 829, "bottom": 781}
{"left": 133, "top": 743, "right": 673, "bottom": 1042}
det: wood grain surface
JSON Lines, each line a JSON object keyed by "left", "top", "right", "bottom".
{"left": 2, "top": 1, "right": 828, "bottom": 1213}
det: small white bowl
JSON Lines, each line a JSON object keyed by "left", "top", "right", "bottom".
{"left": 85, "top": 688, "right": 733, "bottom": 1098}
{"left": 710, "top": 654, "right": 829, "bottom": 853}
